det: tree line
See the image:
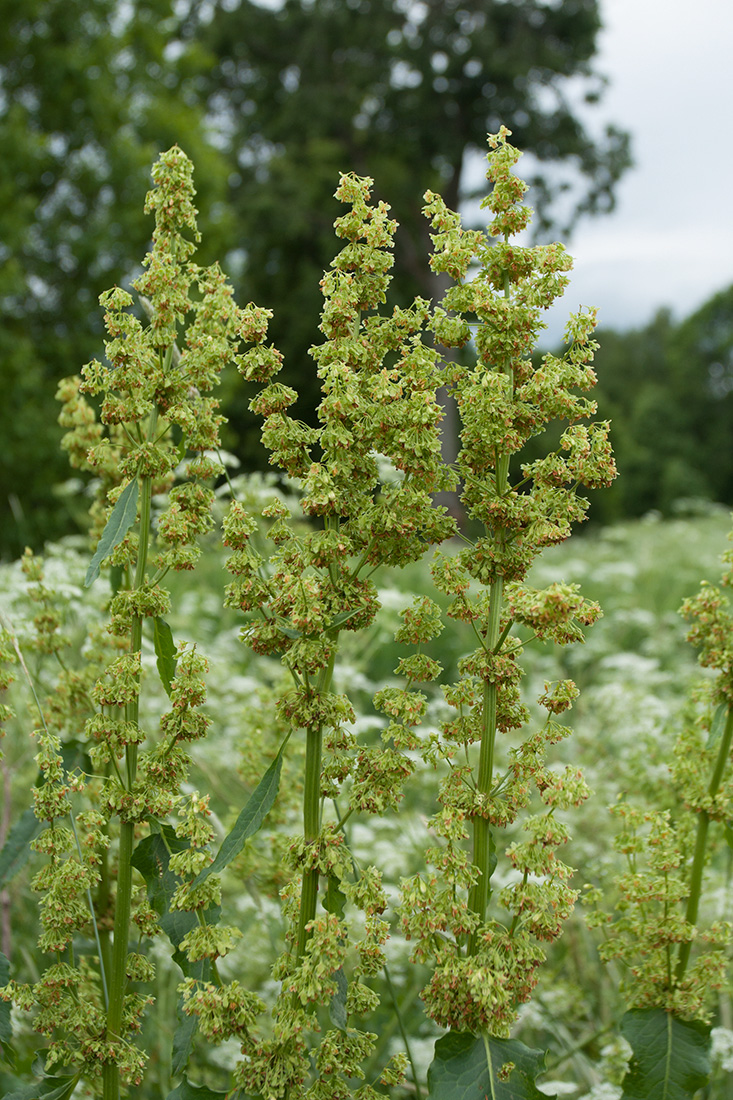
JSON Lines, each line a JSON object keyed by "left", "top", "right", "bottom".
{"left": 4, "top": 0, "right": 727, "bottom": 558}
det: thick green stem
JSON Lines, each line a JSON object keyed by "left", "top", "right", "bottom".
{"left": 676, "top": 704, "right": 733, "bottom": 983}
{"left": 295, "top": 641, "right": 338, "bottom": 961}
{"left": 102, "top": 821, "right": 135, "bottom": 1100}
{"left": 467, "top": 269, "right": 513, "bottom": 952}
{"left": 103, "top": 409, "right": 157, "bottom": 1100}
{"left": 296, "top": 726, "right": 324, "bottom": 960}
{"left": 468, "top": 577, "right": 502, "bottom": 953}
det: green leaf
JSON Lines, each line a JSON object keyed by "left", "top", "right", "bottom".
{"left": 427, "top": 1031, "right": 554, "bottom": 1100}
{"left": 153, "top": 617, "right": 178, "bottom": 697}
{"left": 620, "top": 1008, "right": 711, "bottom": 1100}
{"left": 190, "top": 740, "right": 286, "bottom": 888}
{"left": 323, "top": 874, "right": 347, "bottom": 920}
{"left": 4, "top": 1070, "right": 78, "bottom": 1100}
{"left": 84, "top": 478, "right": 139, "bottom": 587}
{"left": 705, "top": 703, "right": 728, "bottom": 750}
{"left": 131, "top": 824, "right": 220, "bottom": 1073}
{"left": 109, "top": 563, "right": 124, "bottom": 596}
{"left": 130, "top": 825, "right": 220, "bottom": 960}
{"left": 0, "top": 810, "right": 42, "bottom": 891}
{"left": 328, "top": 967, "right": 348, "bottom": 1031}
{"left": 0, "top": 951, "right": 13, "bottom": 1067}
{"left": 171, "top": 1006, "right": 199, "bottom": 1080}
{"left": 166, "top": 1076, "right": 230, "bottom": 1100}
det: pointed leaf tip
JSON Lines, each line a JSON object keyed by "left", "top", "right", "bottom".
{"left": 85, "top": 479, "right": 139, "bottom": 587}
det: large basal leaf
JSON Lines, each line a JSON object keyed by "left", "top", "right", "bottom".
{"left": 4, "top": 1070, "right": 78, "bottom": 1100}
{"left": 191, "top": 741, "right": 286, "bottom": 888}
{"left": 84, "top": 478, "right": 138, "bottom": 587}
{"left": 620, "top": 1008, "right": 711, "bottom": 1100}
{"left": 171, "top": 1006, "right": 200, "bottom": 1081}
{"left": 427, "top": 1031, "right": 555, "bottom": 1100}
{"left": 0, "top": 809, "right": 41, "bottom": 891}
{"left": 153, "top": 617, "right": 178, "bottom": 697}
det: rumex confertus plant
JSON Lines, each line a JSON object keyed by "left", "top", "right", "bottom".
{"left": 393, "top": 127, "right": 616, "bottom": 1094}
{"left": 0, "top": 145, "right": 281, "bottom": 1100}
{"left": 584, "top": 529, "right": 733, "bottom": 1098}
{"left": 0, "top": 129, "right": 629, "bottom": 1100}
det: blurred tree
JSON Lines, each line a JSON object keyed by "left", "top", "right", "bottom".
{"left": 0, "top": 0, "right": 233, "bottom": 558}
{"left": 2, "top": 0, "right": 632, "bottom": 557}
{"left": 589, "top": 291, "right": 733, "bottom": 523}
{"left": 198, "top": 0, "right": 632, "bottom": 462}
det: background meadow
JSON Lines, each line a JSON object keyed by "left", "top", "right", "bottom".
{"left": 3, "top": 495, "right": 733, "bottom": 1098}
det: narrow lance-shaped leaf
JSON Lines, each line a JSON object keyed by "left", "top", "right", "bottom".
{"left": 427, "top": 1031, "right": 555, "bottom": 1100}
{"left": 705, "top": 703, "right": 728, "bottom": 751}
{"left": 0, "top": 809, "right": 42, "bottom": 891}
{"left": 0, "top": 951, "right": 13, "bottom": 1066}
{"left": 191, "top": 737, "right": 287, "bottom": 888}
{"left": 620, "top": 1008, "right": 711, "bottom": 1100}
{"left": 153, "top": 617, "right": 178, "bottom": 697}
{"left": 85, "top": 478, "right": 139, "bottom": 587}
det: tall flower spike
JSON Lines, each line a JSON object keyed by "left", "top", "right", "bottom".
{"left": 400, "top": 129, "right": 615, "bottom": 1062}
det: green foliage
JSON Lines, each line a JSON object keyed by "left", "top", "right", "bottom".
{"left": 199, "top": 0, "right": 631, "bottom": 466}
{"left": 166, "top": 1079, "right": 229, "bottom": 1100}
{"left": 3, "top": 127, "right": 733, "bottom": 1100}
{"left": 0, "top": 0, "right": 631, "bottom": 557}
{"left": 0, "top": 0, "right": 233, "bottom": 558}
{"left": 427, "top": 1031, "right": 553, "bottom": 1099}
{"left": 619, "top": 1009, "right": 711, "bottom": 1100}
{"left": 190, "top": 739, "right": 286, "bottom": 888}
{"left": 0, "top": 810, "right": 42, "bottom": 892}
{"left": 590, "top": 289, "right": 733, "bottom": 522}
{"left": 84, "top": 479, "right": 139, "bottom": 587}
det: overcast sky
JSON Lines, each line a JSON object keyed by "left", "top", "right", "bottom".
{"left": 534, "top": 0, "right": 733, "bottom": 340}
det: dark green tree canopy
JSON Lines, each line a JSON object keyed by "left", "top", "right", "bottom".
{"left": 0, "top": 0, "right": 232, "bottom": 556}
{"left": 195, "top": 0, "right": 631, "bottom": 459}
{"left": 1, "top": 0, "right": 631, "bottom": 556}
{"left": 589, "top": 288, "right": 733, "bottom": 523}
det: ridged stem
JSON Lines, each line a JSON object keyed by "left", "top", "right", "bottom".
{"left": 676, "top": 704, "right": 733, "bottom": 983}
{"left": 103, "top": 406, "right": 156, "bottom": 1100}
{"left": 467, "top": 576, "right": 502, "bottom": 953}
{"left": 295, "top": 642, "right": 338, "bottom": 961}
{"left": 467, "top": 267, "right": 512, "bottom": 953}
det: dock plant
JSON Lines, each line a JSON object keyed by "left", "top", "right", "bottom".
{"left": 586, "top": 531, "right": 733, "bottom": 1097}
{"left": 3, "top": 127, "right": 721, "bottom": 1100}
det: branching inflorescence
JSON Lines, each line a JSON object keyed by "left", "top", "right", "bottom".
{"left": 0, "top": 130, "right": 620, "bottom": 1099}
